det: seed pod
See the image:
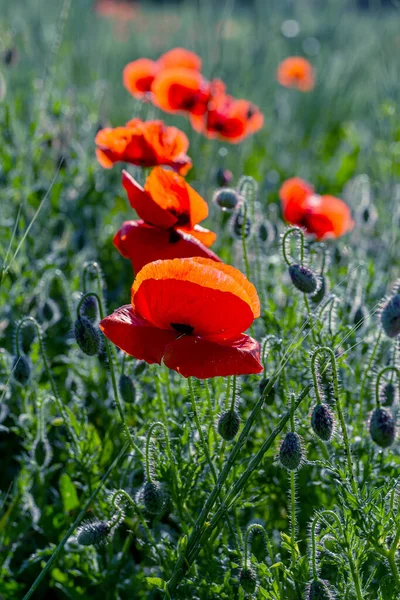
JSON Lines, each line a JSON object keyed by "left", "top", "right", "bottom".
{"left": 288, "top": 264, "right": 318, "bottom": 295}
{"left": 279, "top": 432, "right": 302, "bottom": 470}
{"left": 142, "top": 481, "right": 164, "bottom": 515}
{"left": 239, "top": 567, "right": 258, "bottom": 595}
{"left": 214, "top": 188, "right": 240, "bottom": 211}
{"left": 307, "top": 579, "right": 333, "bottom": 599}
{"left": 381, "top": 294, "right": 400, "bottom": 338}
{"left": 74, "top": 316, "right": 101, "bottom": 356}
{"left": 134, "top": 360, "right": 147, "bottom": 376}
{"left": 381, "top": 382, "right": 397, "bottom": 407}
{"left": 233, "top": 207, "right": 251, "bottom": 238}
{"left": 76, "top": 520, "right": 111, "bottom": 546}
{"left": 12, "top": 355, "right": 31, "bottom": 385}
{"left": 369, "top": 408, "right": 396, "bottom": 448}
{"left": 215, "top": 167, "right": 233, "bottom": 187}
{"left": 118, "top": 374, "right": 136, "bottom": 404}
{"left": 217, "top": 410, "right": 240, "bottom": 441}
{"left": 311, "top": 403, "right": 334, "bottom": 441}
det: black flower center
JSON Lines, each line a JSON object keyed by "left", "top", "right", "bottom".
{"left": 171, "top": 323, "right": 194, "bottom": 335}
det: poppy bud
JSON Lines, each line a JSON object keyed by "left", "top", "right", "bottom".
{"left": 142, "top": 481, "right": 164, "bottom": 515}
{"left": 12, "top": 355, "right": 31, "bottom": 385}
{"left": 381, "top": 294, "right": 400, "bottom": 338}
{"left": 118, "top": 374, "right": 136, "bottom": 404}
{"left": 233, "top": 207, "right": 251, "bottom": 238}
{"left": 369, "top": 408, "right": 396, "bottom": 448}
{"left": 381, "top": 382, "right": 396, "bottom": 407}
{"left": 74, "top": 316, "right": 101, "bottom": 356}
{"left": 307, "top": 579, "right": 333, "bottom": 599}
{"left": 311, "top": 403, "right": 334, "bottom": 441}
{"left": 312, "top": 275, "right": 328, "bottom": 304}
{"left": 258, "top": 221, "right": 276, "bottom": 244}
{"left": 134, "top": 360, "right": 147, "bottom": 376}
{"left": 279, "top": 432, "right": 303, "bottom": 470}
{"left": 217, "top": 410, "right": 240, "bottom": 441}
{"left": 353, "top": 305, "right": 367, "bottom": 328}
{"left": 215, "top": 167, "right": 233, "bottom": 187}
{"left": 76, "top": 520, "right": 111, "bottom": 546}
{"left": 259, "top": 378, "right": 275, "bottom": 405}
{"left": 213, "top": 188, "right": 240, "bottom": 211}
{"left": 288, "top": 264, "right": 318, "bottom": 295}
{"left": 81, "top": 295, "right": 98, "bottom": 322}
{"left": 239, "top": 567, "right": 258, "bottom": 595}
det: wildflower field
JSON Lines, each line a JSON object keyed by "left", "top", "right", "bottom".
{"left": 1, "top": 0, "right": 400, "bottom": 598}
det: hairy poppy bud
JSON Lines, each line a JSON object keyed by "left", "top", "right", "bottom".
{"left": 279, "top": 432, "right": 302, "bottom": 470}
{"left": 259, "top": 378, "right": 275, "bottom": 405}
{"left": 312, "top": 275, "right": 328, "bottom": 304}
{"left": 76, "top": 520, "right": 111, "bottom": 546}
{"left": 381, "top": 382, "right": 397, "bottom": 407}
{"left": 381, "top": 294, "right": 400, "bottom": 338}
{"left": 307, "top": 579, "right": 333, "bottom": 599}
{"left": 74, "top": 316, "right": 101, "bottom": 356}
{"left": 134, "top": 360, "right": 147, "bottom": 376}
{"left": 217, "top": 410, "right": 240, "bottom": 441}
{"left": 214, "top": 188, "right": 240, "bottom": 211}
{"left": 239, "top": 567, "right": 258, "bottom": 595}
{"left": 311, "top": 404, "right": 334, "bottom": 441}
{"left": 258, "top": 221, "right": 276, "bottom": 244}
{"left": 142, "top": 481, "right": 164, "bottom": 515}
{"left": 12, "top": 355, "right": 31, "bottom": 385}
{"left": 118, "top": 374, "right": 136, "bottom": 404}
{"left": 215, "top": 167, "right": 233, "bottom": 187}
{"left": 81, "top": 295, "right": 98, "bottom": 322}
{"left": 369, "top": 408, "right": 396, "bottom": 448}
{"left": 288, "top": 264, "right": 318, "bottom": 294}
{"left": 353, "top": 305, "right": 367, "bottom": 328}
{"left": 233, "top": 206, "right": 251, "bottom": 238}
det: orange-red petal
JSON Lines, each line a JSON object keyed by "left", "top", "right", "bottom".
{"left": 123, "top": 58, "right": 159, "bottom": 98}
{"left": 277, "top": 57, "right": 315, "bottom": 92}
{"left": 179, "top": 224, "right": 217, "bottom": 248}
{"left": 163, "top": 334, "right": 263, "bottom": 379}
{"left": 157, "top": 48, "right": 202, "bottom": 71}
{"left": 114, "top": 220, "right": 221, "bottom": 274}
{"left": 305, "top": 194, "right": 354, "bottom": 239}
{"left": 280, "top": 177, "right": 315, "bottom": 223}
{"left": 122, "top": 170, "right": 177, "bottom": 229}
{"left": 152, "top": 68, "right": 211, "bottom": 115}
{"left": 99, "top": 305, "right": 177, "bottom": 364}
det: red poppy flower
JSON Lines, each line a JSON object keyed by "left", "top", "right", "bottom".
{"left": 276, "top": 57, "right": 315, "bottom": 92}
{"left": 190, "top": 92, "right": 264, "bottom": 143}
{"left": 100, "top": 257, "right": 263, "bottom": 378}
{"left": 280, "top": 177, "right": 354, "bottom": 239}
{"left": 115, "top": 167, "right": 218, "bottom": 272}
{"left": 151, "top": 68, "right": 211, "bottom": 116}
{"left": 95, "top": 119, "right": 192, "bottom": 175}
{"left": 123, "top": 48, "right": 202, "bottom": 99}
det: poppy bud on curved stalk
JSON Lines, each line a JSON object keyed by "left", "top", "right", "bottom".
{"left": 217, "top": 409, "right": 240, "bottom": 441}
{"left": 288, "top": 264, "right": 319, "bottom": 295}
{"left": 12, "top": 354, "right": 31, "bottom": 386}
{"left": 239, "top": 567, "right": 258, "bottom": 595}
{"left": 381, "top": 294, "right": 400, "bottom": 338}
{"left": 307, "top": 579, "right": 333, "bottom": 600}
{"left": 77, "top": 520, "right": 111, "bottom": 547}
{"left": 369, "top": 408, "right": 396, "bottom": 448}
{"left": 74, "top": 316, "right": 102, "bottom": 356}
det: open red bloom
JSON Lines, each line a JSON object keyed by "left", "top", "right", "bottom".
{"left": 280, "top": 177, "right": 354, "bottom": 239}
{"left": 276, "top": 57, "right": 315, "bottom": 92}
{"left": 114, "top": 167, "right": 219, "bottom": 272}
{"left": 190, "top": 91, "right": 264, "bottom": 143}
{"left": 95, "top": 119, "right": 192, "bottom": 175}
{"left": 151, "top": 68, "right": 211, "bottom": 116}
{"left": 123, "top": 48, "right": 202, "bottom": 99}
{"left": 100, "top": 257, "right": 263, "bottom": 378}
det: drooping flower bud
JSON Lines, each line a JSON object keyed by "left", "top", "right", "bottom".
{"left": 311, "top": 403, "right": 334, "bottom": 441}
{"left": 239, "top": 567, "right": 258, "bottom": 595}
{"left": 134, "top": 360, "right": 147, "bottom": 376}
{"left": 311, "top": 275, "right": 328, "bottom": 304}
{"left": 381, "top": 294, "right": 400, "bottom": 338}
{"left": 369, "top": 408, "right": 396, "bottom": 448}
{"left": 118, "top": 374, "right": 136, "bottom": 404}
{"left": 81, "top": 295, "right": 98, "bottom": 322}
{"left": 381, "top": 382, "right": 397, "bottom": 407}
{"left": 353, "top": 305, "right": 367, "bottom": 328}
{"left": 142, "top": 481, "right": 164, "bottom": 515}
{"left": 233, "top": 206, "right": 251, "bottom": 238}
{"left": 12, "top": 355, "right": 31, "bottom": 385}
{"left": 279, "top": 432, "right": 303, "bottom": 470}
{"left": 74, "top": 316, "right": 101, "bottom": 356}
{"left": 217, "top": 410, "right": 240, "bottom": 441}
{"left": 215, "top": 167, "right": 233, "bottom": 187}
{"left": 214, "top": 188, "right": 240, "bottom": 211}
{"left": 288, "top": 264, "right": 319, "bottom": 295}
{"left": 259, "top": 377, "right": 275, "bottom": 405}
{"left": 76, "top": 520, "right": 111, "bottom": 546}
{"left": 307, "top": 579, "right": 333, "bottom": 599}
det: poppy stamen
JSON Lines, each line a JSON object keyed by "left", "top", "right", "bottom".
{"left": 171, "top": 323, "right": 195, "bottom": 335}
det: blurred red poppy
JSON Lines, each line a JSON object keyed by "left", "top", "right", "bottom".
{"left": 151, "top": 68, "right": 211, "bottom": 115}
{"left": 100, "top": 257, "right": 263, "bottom": 378}
{"left": 276, "top": 57, "right": 315, "bottom": 92}
{"left": 123, "top": 47, "right": 202, "bottom": 99}
{"left": 95, "top": 119, "right": 192, "bottom": 175}
{"left": 114, "top": 167, "right": 218, "bottom": 272}
{"left": 190, "top": 91, "right": 264, "bottom": 143}
{"left": 280, "top": 177, "right": 354, "bottom": 239}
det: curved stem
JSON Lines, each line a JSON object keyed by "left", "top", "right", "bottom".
{"left": 240, "top": 202, "right": 251, "bottom": 282}
{"left": 310, "top": 349, "right": 324, "bottom": 405}
{"left": 357, "top": 330, "right": 382, "bottom": 425}
{"left": 42, "top": 268, "right": 74, "bottom": 323}
{"left": 145, "top": 422, "right": 166, "bottom": 483}
{"left": 375, "top": 366, "right": 400, "bottom": 408}
{"left": 281, "top": 226, "right": 305, "bottom": 267}
{"left": 243, "top": 523, "right": 267, "bottom": 569}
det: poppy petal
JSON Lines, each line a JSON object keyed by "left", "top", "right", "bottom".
{"left": 151, "top": 68, "right": 211, "bottom": 115}
{"left": 132, "top": 257, "right": 259, "bottom": 337}
{"left": 158, "top": 48, "right": 202, "bottom": 71}
{"left": 123, "top": 58, "right": 158, "bottom": 98}
{"left": 311, "top": 195, "right": 354, "bottom": 238}
{"left": 114, "top": 220, "right": 221, "bottom": 274}
{"left": 280, "top": 177, "right": 315, "bottom": 223}
{"left": 122, "top": 170, "right": 177, "bottom": 229}
{"left": 163, "top": 334, "right": 263, "bottom": 379}
{"left": 99, "top": 305, "right": 177, "bottom": 364}
{"left": 179, "top": 224, "right": 217, "bottom": 247}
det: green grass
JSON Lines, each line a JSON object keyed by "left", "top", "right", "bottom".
{"left": 1, "top": 0, "right": 400, "bottom": 598}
